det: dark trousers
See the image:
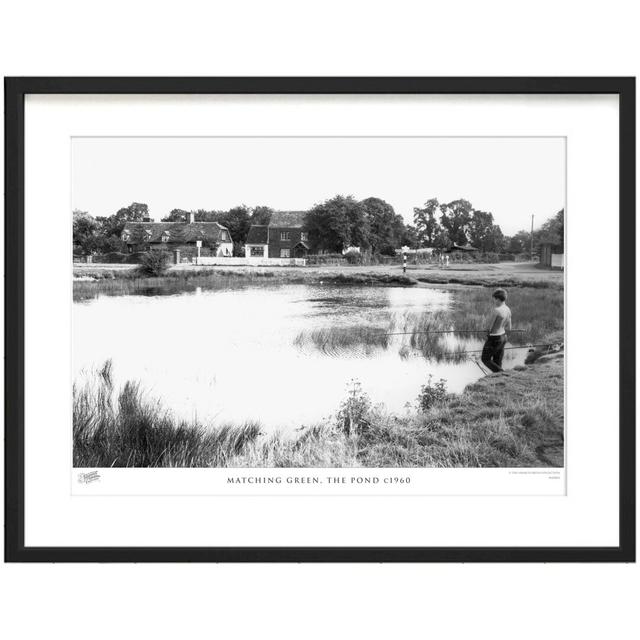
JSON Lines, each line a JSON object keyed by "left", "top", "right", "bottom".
{"left": 481, "top": 334, "right": 507, "bottom": 372}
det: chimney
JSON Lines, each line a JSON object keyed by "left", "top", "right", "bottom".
{"left": 187, "top": 212, "right": 195, "bottom": 224}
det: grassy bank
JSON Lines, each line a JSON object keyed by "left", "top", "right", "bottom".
{"left": 74, "top": 351, "right": 564, "bottom": 468}
{"left": 73, "top": 266, "right": 419, "bottom": 301}
{"left": 74, "top": 261, "right": 563, "bottom": 290}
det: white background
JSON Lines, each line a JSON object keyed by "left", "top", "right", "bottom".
{"left": 28, "top": 95, "right": 600, "bottom": 545}
{"left": 1, "top": 2, "right": 638, "bottom": 639}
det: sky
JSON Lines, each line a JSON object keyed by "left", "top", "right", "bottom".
{"left": 72, "top": 137, "right": 565, "bottom": 236}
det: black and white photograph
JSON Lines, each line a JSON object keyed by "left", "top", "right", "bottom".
{"left": 5, "top": 76, "right": 633, "bottom": 566}
{"left": 72, "top": 136, "right": 565, "bottom": 470}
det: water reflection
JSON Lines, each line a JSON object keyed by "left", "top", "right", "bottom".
{"left": 73, "top": 283, "right": 526, "bottom": 430}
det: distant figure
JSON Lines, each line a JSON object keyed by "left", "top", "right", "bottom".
{"left": 444, "top": 254, "right": 449, "bottom": 267}
{"left": 402, "top": 253, "right": 407, "bottom": 274}
{"left": 481, "top": 288, "right": 512, "bottom": 373}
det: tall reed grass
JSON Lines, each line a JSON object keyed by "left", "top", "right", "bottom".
{"left": 74, "top": 353, "right": 564, "bottom": 468}
{"left": 293, "top": 286, "right": 563, "bottom": 361}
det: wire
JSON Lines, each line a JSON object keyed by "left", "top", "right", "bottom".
{"left": 405, "top": 342, "right": 560, "bottom": 359}
{"left": 382, "top": 329, "right": 526, "bottom": 336}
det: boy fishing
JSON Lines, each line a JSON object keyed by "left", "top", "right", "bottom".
{"left": 481, "top": 288, "right": 512, "bottom": 373}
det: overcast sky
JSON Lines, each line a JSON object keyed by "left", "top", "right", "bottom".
{"left": 72, "top": 137, "right": 565, "bottom": 236}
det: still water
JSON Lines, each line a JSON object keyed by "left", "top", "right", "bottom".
{"left": 73, "top": 282, "right": 526, "bottom": 431}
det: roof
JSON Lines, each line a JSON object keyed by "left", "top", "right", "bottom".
{"left": 268, "top": 210, "right": 307, "bottom": 228}
{"left": 121, "top": 221, "right": 231, "bottom": 244}
{"left": 246, "top": 225, "right": 269, "bottom": 244}
{"left": 448, "top": 242, "right": 479, "bottom": 252}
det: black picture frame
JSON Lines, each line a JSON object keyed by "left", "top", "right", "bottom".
{"left": 4, "top": 77, "right": 636, "bottom": 563}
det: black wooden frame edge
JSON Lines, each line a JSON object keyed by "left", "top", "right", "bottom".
{"left": 4, "top": 76, "right": 636, "bottom": 563}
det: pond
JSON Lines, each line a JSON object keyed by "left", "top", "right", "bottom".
{"left": 73, "top": 281, "right": 531, "bottom": 431}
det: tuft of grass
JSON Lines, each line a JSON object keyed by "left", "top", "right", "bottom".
{"left": 292, "top": 286, "right": 563, "bottom": 363}
{"left": 74, "top": 365, "right": 263, "bottom": 467}
{"left": 294, "top": 326, "right": 391, "bottom": 356}
{"left": 74, "top": 353, "right": 564, "bottom": 468}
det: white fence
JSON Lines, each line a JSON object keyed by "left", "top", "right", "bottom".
{"left": 195, "top": 256, "right": 306, "bottom": 267}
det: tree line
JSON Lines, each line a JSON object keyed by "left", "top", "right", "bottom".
{"left": 73, "top": 196, "right": 563, "bottom": 257}
{"left": 412, "top": 198, "right": 563, "bottom": 255}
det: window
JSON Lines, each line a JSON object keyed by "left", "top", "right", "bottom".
{"left": 300, "top": 232, "right": 308, "bottom": 242}
{"left": 250, "top": 246, "right": 265, "bottom": 257}
{"left": 280, "top": 231, "right": 290, "bottom": 241}
{"left": 280, "top": 248, "right": 290, "bottom": 258}
{"left": 161, "top": 232, "right": 170, "bottom": 243}
{"left": 121, "top": 232, "right": 130, "bottom": 242}
{"left": 220, "top": 231, "right": 229, "bottom": 242}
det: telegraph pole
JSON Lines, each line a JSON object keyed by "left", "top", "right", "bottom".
{"left": 530, "top": 214, "right": 534, "bottom": 260}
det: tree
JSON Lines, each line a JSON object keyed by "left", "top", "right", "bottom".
{"left": 217, "top": 205, "right": 252, "bottom": 255}
{"left": 161, "top": 208, "right": 189, "bottom": 222}
{"left": 194, "top": 209, "right": 224, "bottom": 222}
{"left": 101, "top": 202, "right": 149, "bottom": 237}
{"left": 361, "top": 197, "right": 398, "bottom": 254}
{"left": 101, "top": 235, "right": 127, "bottom": 253}
{"left": 72, "top": 209, "right": 98, "bottom": 254}
{"left": 390, "top": 214, "right": 408, "bottom": 249}
{"left": 507, "top": 229, "right": 531, "bottom": 254}
{"left": 536, "top": 209, "right": 564, "bottom": 246}
{"left": 401, "top": 224, "right": 418, "bottom": 249}
{"left": 467, "top": 210, "right": 495, "bottom": 249}
{"left": 250, "top": 205, "right": 274, "bottom": 226}
{"left": 432, "top": 228, "right": 451, "bottom": 250}
{"left": 304, "top": 195, "right": 367, "bottom": 253}
{"left": 483, "top": 225, "right": 505, "bottom": 253}
{"left": 439, "top": 199, "right": 473, "bottom": 245}
{"left": 413, "top": 198, "right": 441, "bottom": 246}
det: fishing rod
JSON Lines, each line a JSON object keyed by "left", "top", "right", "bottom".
{"left": 406, "top": 342, "right": 559, "bottom": 358}
{"left": 382, "top": 329, "right": 527, "bottom": 336}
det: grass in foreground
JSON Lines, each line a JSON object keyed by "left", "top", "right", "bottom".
{"left": 74, "top": 353, "right": 564, "bottom": 468}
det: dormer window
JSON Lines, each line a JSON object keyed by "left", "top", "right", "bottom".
{"left": 144, "top": 229, "right": 153, "bottom": 241}
{"left": 121, "top": 231, "right": 131, "bottom": 242}
{"left": 161, "top": 231, "right": 171, "bottom": 243}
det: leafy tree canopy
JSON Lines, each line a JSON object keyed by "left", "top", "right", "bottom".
{"left": 361, "top": 197, "right": 399, "bottom": 253}
{"left": 304, "top": 195, "right": 368, "bottom": 253}
{"left": 439, "top": 199, "right": 473, "bottom": 245}
{"left": 413, "top": 198, "right": 441, "bottom": 246}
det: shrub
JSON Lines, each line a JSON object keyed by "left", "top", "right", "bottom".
{"left": 305, "top": 254, "right": 346, "bottom": 266}
{"left": 417, "top": 375, "right": 448, "bottom": 412}
{"left": 336, "top": 379, "right": 372, "bottom": 435}
{"left": 379, "top": 244, "right": 397, "bottom": 257}
{"left": 343, "top": 249, "right": 362, "bottom": 265}
{"left": 137, "top": 250, "right": 172, "bottom": 276}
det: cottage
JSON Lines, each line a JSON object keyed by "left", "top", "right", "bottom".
{"left": 121, "top": 212, "right": 234, "bottom": 259}
{"left": 245, "top": 211, "right": 310, "bottom": 259}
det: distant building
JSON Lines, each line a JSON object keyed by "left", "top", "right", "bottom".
{"left": 245, "top": 211, "right": 310, "bottom": 259}
{"left": 121, "top": 212, "right": 233, "bottom": 258}
{"left": 539, "top": 242, "right": 564, "bottom": 269}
